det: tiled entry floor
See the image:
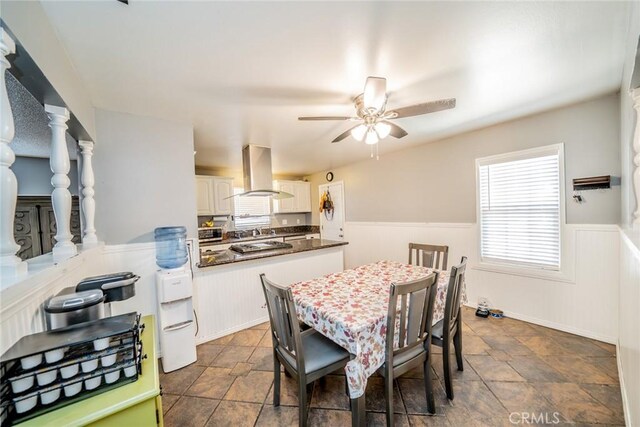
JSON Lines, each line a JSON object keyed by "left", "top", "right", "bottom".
{"left": 159, "top": 307, "right": 624, "bottom": 426}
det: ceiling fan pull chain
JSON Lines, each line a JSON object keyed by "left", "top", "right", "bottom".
{"left": 370, "top": 145, "right": 374, "bottom": 159}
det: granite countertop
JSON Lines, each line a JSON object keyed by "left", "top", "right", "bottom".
{"left": 201, "top": 226, "right": 320, "bottom": 246}
{"left": 198, "top": 239, "right": 348, "bottom": 268}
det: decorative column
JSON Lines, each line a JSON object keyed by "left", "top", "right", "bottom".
{"left": 45, "top": 104, "right": 77, "bottom": 262}
{"left": 78, "top": 140, "right": 98, "bottom": 246}
{"left": 0, "top": 29, "right": 27, "bottom": 280}
{"left": 632, "top": 88, "right": 640, "bottom": 228}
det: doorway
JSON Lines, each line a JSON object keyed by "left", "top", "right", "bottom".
{"left": 319, "top": 181, "right": 345, "bottom": 241}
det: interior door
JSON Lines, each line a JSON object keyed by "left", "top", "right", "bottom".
{"left": 319, "top": 182, "right": 345, "bottom": 241}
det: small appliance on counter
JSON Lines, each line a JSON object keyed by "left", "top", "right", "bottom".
{"left": 198, "top": 226, "right": 223, "bottom": 244}
{"left": 76, "top": 272, "right": 139, "bottom": 317}
{"left": 44, "top": 289, "right": 106, "bottom": 331}
{"left": 43, "top": 272, "right": 139, "bottom": 331}
{"left": 154, "top": 226, "right": 197, "bottom": 373}
{"left": 0, "top": 313, "right": 145, "bottom": 426}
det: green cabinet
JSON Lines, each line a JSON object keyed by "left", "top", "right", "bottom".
{"left": 19, "top": 315, "right": 162, "bottom": 427}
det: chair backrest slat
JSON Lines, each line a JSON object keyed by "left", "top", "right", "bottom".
{"left": 406, "top": 287, "right": 427, "bottom": 343}
{"left": 260, "top": 274, "right": 305, "bottom": 372}
{"left": 443, "top": 257, "right": 468, "bottom": 338}
{"left": 409, "top": 243, "right": 449, "bottom": 271}
{"left": 385, "top": 273, "right": 439, "bottom": 365}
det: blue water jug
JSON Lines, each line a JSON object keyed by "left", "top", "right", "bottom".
{"left": 154, "top": 226, "right": 188, "bottom": 269}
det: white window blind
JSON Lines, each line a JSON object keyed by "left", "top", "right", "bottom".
{"left": 478, "top": 147, "right": 561, "bottom": 270}
{"left": 233, "top": 188, "right": 271, "bottom": 229}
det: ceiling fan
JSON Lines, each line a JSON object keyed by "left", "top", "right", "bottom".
{"left": 299, "top": 77, "right": 455, "bottom": 145}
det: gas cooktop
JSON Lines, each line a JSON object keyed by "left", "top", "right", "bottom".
{"left": 229, "top": 240, "right": 293, "bottom": 254}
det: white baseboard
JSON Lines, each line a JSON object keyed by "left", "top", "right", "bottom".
{"left": 616, "top": 339, "right": 631, "bottom": 427}
{"left": 195, "top": 316, "right": 270, "bottom": 345}
{"left": 462, "top": 303, "right": 616, "bottom": 344}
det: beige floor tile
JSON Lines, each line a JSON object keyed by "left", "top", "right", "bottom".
{"left": 507, "top": 355, "right": 567, "bottom": 382}
{"left": 160, "top": 364, "right": 206, "bottom": 395}
{"left": 307, "top": 408, "right": 352, "bottom": 426}
{"left": 211, "top": 345, "right": 255, "bottom": 368}
{"left": 256, "top": 405, "right": 299, "bottom": 427}
{"left": 195, "top": 344, "right": 224, "bottom": 366}
{"left": 544, "top": 356, "right": 617, "bottom": 384}
{"left": 206, "top": 400, "right": 261, "bottom": 427}
{"left": 228, "top": 329, "right": 267, "bottom": 346}
{"left": 466, "top": 355, "right": 526, "bottom": 382}
{"left": 185, "top": 367, "right": 235, "bottom": 400}
{"left": 224, "top": 370, "right": 274, "bottom": 403}
{"left": 164, "top": 396, "right": 219, "bottom": 427}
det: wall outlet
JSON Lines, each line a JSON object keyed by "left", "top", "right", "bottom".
{"left": 282, "top": 219, "right": 288, "bottom": 225}
{"left": 297, "top": 219, "right": 301, "bottom": 224}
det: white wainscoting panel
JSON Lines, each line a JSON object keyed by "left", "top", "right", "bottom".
{"left": 343, "top": 221, "right": 620, "bottom": 343}
{"left": 193, "top": 247, "right": 344, "bottom": 344}
{"left": 618, "top": 230, "right": 640, "bottom": 427}
{"left": 0, "top": 247, "right": 106, "bottom": 354}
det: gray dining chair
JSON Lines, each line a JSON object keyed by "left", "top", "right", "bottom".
{"left": 408, "top": 243, "right": 449, "bottom": 271}
{"left": 260, "top": 274, "right": 352, "bottom": 427}
{"left": 431, "top": 256, "right": 467, "bottom": 400}
{"left": 378, "top": 272, "right": 439, "bottom": 426}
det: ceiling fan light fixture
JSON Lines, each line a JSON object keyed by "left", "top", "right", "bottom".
{"left": 351, "top": 124, "right": 367, "bottom": 142}
{"left": 363, "top": 77, "right": 387, "bottom": 112}
{"left": 374, "top": 122, "right": 391, "bottom": 139}
{"left": 365, "top": 128, "right": 379, "bottom": 145}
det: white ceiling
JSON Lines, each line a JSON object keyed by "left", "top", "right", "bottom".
{"left": 40, "top": 1, "right": 630, "bottom": 176}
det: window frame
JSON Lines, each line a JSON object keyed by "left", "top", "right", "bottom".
{"left": 474, "top": 143, "right": 567, "bottom": 278}
{"left": 232, "top": 187, "right": 272, "bottom": 230}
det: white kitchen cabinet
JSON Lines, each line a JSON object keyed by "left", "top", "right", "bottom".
{"left": 195, "top": 176, "right": 215, "bottom": 215}
{"left": 273, "top": 180, "right": 311, "bottom": 213}
{"left": 195, "top": 176, "right": 234, "bottom": 216}
{"left": 212, "top": 177, "right": 234, "bottom": 215}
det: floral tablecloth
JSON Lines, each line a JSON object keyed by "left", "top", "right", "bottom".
{"left": 291, "top": 260, "right": 467, "bottom": 398}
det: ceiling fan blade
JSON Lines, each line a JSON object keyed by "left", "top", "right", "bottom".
{"left": 389, "top": 98, "right": 456, "bottom": 119}
{"left": 332, "top": 126, "right": 358, "bottom": 143}
{"left": 383, "top": 121, "right": 408, "bottom": 139}
{"left": 298, "top": 116, "right": 354, "bottom": 121}
{"left": 363, "top": 77, "right": 387, "bottom": 111}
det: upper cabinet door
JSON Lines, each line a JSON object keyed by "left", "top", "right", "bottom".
{"left": 296, "top": 181, "right": 311, "bottom": 213}
{"left": 273, "top": 181, "right": 295, "bottom": 213}
{"left": 196, "top": 176, "right": 215, "bottom": 215}
{"left": 273, "top": 180, "right": 311, "bottom": 213}
{"left": 212, "top": 177, "right": 234, "bottom": 215}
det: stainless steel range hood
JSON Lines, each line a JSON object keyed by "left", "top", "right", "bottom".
{"left": 237, "top": 145, "right": 293, "bottom": 199}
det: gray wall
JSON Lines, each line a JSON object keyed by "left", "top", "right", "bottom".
{"left": 14, "top": 157, "right": 79, "bottom": 196}
{"left": 93, "top": 109, "right": 198, "bottom": 244}
{"left": 306, "top": 93, "right": 621, "bottom": 225}
{"left": 1, "top": 0, "right": 96, "bottom": 139}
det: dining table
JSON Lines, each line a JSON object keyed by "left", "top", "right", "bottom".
{"left": 290, "top": 260, "right": 467, "bottom": 426}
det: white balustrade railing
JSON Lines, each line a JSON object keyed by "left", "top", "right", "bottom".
{"left": 78, "top": 140, "right": 98, "bottom": 246}
{"left": 632, "top": 88, "right": 640, "bottom": 228}
{"left": 0, "top": 29, "right": 27, "bottom": 281}
{"left": 45, "top": 104, "right": 77, "bottom": 263}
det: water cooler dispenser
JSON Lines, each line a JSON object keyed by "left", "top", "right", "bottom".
{"left": 154, "top": 227, "right": 197, "bottom": 373}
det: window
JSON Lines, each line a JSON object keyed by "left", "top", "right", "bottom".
{"left": 233, "top": 188, "right": 271, "bottom": 229}
{"left": 477, "top": 144, "right": 563, "bottom": 270}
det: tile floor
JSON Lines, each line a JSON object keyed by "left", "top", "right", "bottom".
{"left": 159, "top": 307, "right": 624, "bottom": 426}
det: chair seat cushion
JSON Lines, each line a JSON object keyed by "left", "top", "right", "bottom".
{"left": 392, "top": 344, "right": 425, "bottom": 367}
{"left": 431, "top": 319, "right": 444, "bottom": 340}
{"left": 278, "top": 330, "right": 350, "bottom": 375}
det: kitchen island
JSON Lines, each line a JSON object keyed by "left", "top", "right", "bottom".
{"left": 193, "top": 239, "right": 347, "bottom": 343}
{"left": 198, "top": 238, "right": 347, "bottom": 267}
